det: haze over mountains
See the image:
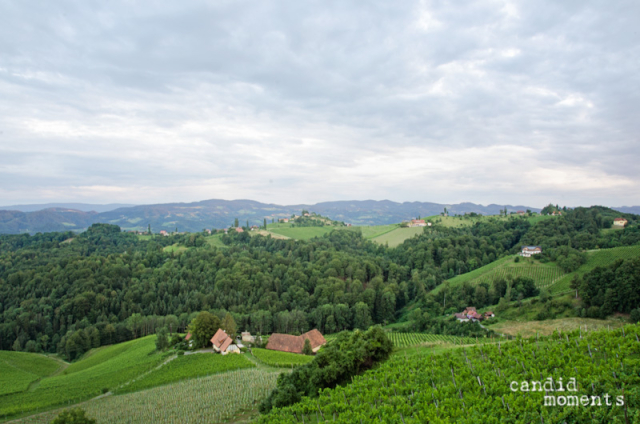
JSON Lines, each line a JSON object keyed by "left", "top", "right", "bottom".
{"left": 0, "top": 199, "right": 637, "bottom": 235}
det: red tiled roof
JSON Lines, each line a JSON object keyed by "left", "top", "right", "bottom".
{"left": 185, "top": 332, "right": 192, "bottom": 341}
{"left": 266, "top": 329, "right": 326, "bottom": 354}
{"left": 235, "top": 227, "right": 244, "bottom": 233}
{"left": 614, "top": 218, "right": 627, "bottom": 222}
{"left": 266, "top": 334, "right": 304, "bottom": 353}
{"left": 301, "top": 329, "right": 326, "bottom": 350}
{"left": 211, "top": 329, "right": 228, "bottom": 349}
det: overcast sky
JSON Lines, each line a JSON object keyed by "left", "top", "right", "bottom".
{"left": 1, "top": 0, "right": 639, "bottom": 208}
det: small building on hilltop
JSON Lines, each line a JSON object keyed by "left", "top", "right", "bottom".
{"left": 211, "top": 329, "right": 238, "bottom": 355}
{"left": 266, "top": 329, "right": 327, "bottom": 354}
{"left": 613, "top": 218, "right": 628, "bottom": 227}
{"left": 455, "top": 307, "right": 494, "bottom": 322}
{"left": 241, "top": 331, "right": 256, "bottom": 343}
{"left": 410, "top": 219, "right": 427, "bottom": 227}
{"left": 521, "top": 246, "right": 542, "bottom": 257}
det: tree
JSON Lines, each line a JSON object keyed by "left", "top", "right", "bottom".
{"left": 234, "top": 218, "right": 239, "bottom": 228}
{"left": 155, "top": 327, "right": 169, "bottom": 351}
{"left": 148, "top": 224, "right": 151, "bottom": 234}
{"left": 221, "top": 312, "right": 237, "bottom": 337}
{"left": 264, "top": 218, "right": 267, "bottom": 229}
{"left": 302, "top": 338, "right": 313, "bottom": 355}
{"left": 188, "top": 311, "right": 221, "bottom": 348}
{"left": 353, "top": 302, "right": 371, "bottom": 330}
{"left": 52, "top": 408, "right": 96, "bottom": 424}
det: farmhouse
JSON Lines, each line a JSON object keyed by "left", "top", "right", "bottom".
{"left": 517, "top": 210, "right": 525, "bottom": 216}
{"left": 211, "top": 329, "right": 239, "bottom": 355}
{"left": 455, "top": 306, "right": 493, "bottom": 322}
{"left": 241, "top": 331, "right": 256, "bottom": 343}
{"left": 266, "top": 329, "right": 327, "bottom": 354}
{"left": 613, "top": 218, "right": 628, "bottom": 227}
{"left": 159, "top": 230, "right": 168, "bottom": 236}
{"left": 235, "top": 227, "right": 244, "bottom": 233}
{"left": 410, "top": 219, "right": 427, "bottom": 227}
{"left": 521, "top": 246, "right": 542, "bottom": 257}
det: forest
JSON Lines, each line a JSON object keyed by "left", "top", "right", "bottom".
{"left": 0, "top": 206, "right": 638, "bottom": 360}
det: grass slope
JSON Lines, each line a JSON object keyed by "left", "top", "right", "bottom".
{"left": 486, "top": 317, "right": 627, "bottom": 338}
{"left": 0, "top": 336, "right": 167, "bottom": 419}
{"left": 550, "top": 244, "right": 640, "bottom": 294}
{"left": 370, "top": 226, "right": 425, "bottom": 247}
{"left": 251, "top": 348, "right": 314, "bottom": 367}
{"left": 0, "top": 351, "right": 63, "bottom": 396}
{"left": 267, "top": 226, "right": 336, "bottom": 240}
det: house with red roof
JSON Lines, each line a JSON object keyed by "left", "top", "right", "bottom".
{"left": 613, "top": 218, "right": 628, "bottom": 227}
{"left": 266, "top": 329, "right": 327, "bottom": 354}
{"left": 211, "top": 329, "right": 238, "bottom": 355}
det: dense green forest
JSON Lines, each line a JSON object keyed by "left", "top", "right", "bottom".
{"left": 0, "top": 206, "right": 638, "bottom": 360}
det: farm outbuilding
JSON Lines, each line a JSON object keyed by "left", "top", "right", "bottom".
{"left": 266, "top": 329, "right": 326, "bottom": 354}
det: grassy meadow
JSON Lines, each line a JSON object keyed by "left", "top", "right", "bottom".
{"left": 370, "top": 226, "right": 425, "bottom": 247}
{"left": 251, "top": 348, "right": 314, "bottom": 367}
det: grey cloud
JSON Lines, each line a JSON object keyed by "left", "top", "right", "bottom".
{"left": 0, "top": 0, "right": 638, "bottom": 207}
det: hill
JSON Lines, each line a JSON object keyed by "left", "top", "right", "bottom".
{"left": 0, "top": 198, "right": 541, "bottom": 234}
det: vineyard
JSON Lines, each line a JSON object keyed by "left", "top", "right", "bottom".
{"left": 258, "top": 324, "right": 640, "bottom": 423}
{"left": 387, "top": 333, "right": 490, "bottom": 348}
{"left": 0, "top": 336, "right": 166, "bottom": 419}
{"left": 11, "top": 368, "right": 282, "bottom": 424}
{"left": 0, "top": 351, "right": 62, "bottom": 396}
{"left": 325, "top": 332, "right": 489, "bottom": 348}
{"left": 118, "top": 352, "right": 256, "bottom": 393}
{"left": 470, "top": 265, "right": 564, "bottom": 289}
{"left": 251, "top": 348, "right": 315, "bottom": 367}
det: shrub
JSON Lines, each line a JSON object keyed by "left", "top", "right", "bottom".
{"left": 259, "top": 326, "right": 393, "bottom": 413}
{"left": 51, "top": 408, "right": 96, "bottom": 424}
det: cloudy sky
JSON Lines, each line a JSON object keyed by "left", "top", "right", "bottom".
{"left": 1, "top": 0, "right": 639, "bottom": 208}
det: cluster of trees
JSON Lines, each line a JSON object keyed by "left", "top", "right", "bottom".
{"left": 259, "top": 326, "right": 393, "bottom": 413}
{"left": 572, "top": 257, "right": 640, "bottom": 319}
{"left": 1, "top": 206, "right": 638, "bottom": 357}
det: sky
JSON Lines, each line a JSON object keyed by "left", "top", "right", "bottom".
{"left": 1, "top": 0, "right": 639, "bottom": 208}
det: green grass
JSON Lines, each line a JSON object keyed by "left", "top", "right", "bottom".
{"left": 0, "top": 352, "right": 63, "bottom": 396}
{"left": 549, "top": 244, "right": 640, "bottom": 294}
{"left": 344, "top": 224, "right": 399, "bottom": 239}
{"left": 425, "top": 214, "right": 552, "bottom": 228}
{"left": 267, "top": 226, "right": 336, "bottom": 240}
{"left": 370, "top": 226, "right": 425, "bottom": 247}
{"left": 0, "top": 336, "right": 167, "bottom": 419}
{"left": 251, "top": 348, "right": 314, "bottom": 367}
{"left": 162, "top": 243, "right": 187, "bottom": 253}
{"left": 205, "top": 234, "right": 227, "bottom": 248}
{"left": 120, "top": 352, "right": 255, "bottom": 393}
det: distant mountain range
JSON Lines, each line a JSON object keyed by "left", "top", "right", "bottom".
{"left": 0, "top": 203, "right": 135, "bottom": 213}
{"left": 0, "top": 199, "right": 636, "bottom": 234}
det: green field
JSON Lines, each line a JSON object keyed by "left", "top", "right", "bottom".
{"left": 162, "top": 243, "right": 187, "bottom": 253}
{"left": 205, "top": 234, "right": 227, "bottom": 247}
{"left": 11, "top": 368, "right": 281, "bottom": 424}
{"left": 0, "top": 336, "right": 167, "bottom": 419}
{"left": 0, "top": 351, "right": 63, "bottom": 397}
{"left": 345, "top": 224, "right": 399, "bottom": 239}
{"left": 120, "top": 352, "right": 255, "bottom": 393}
{"left": 425, "top": 214, "right": 552, "bottom": 228}
{"left": 325, "top": 332, "right": 489, "bottom": 348}
{"left": 386, "top": 332, "right": 490, "bottom": 347}
{"left": 267, "top": 226, "right": 336, "bottom": 240}
{"left": 251, "top": 348, "right": 314, "bottom": 367}
{"left": 432, "top": 256, "right": 565, "bottom": 295}
{"left": 370, "top": 226, "right": 425, "bottom": 247}
{"left": 549, "top": 244, "right": 640, "bottom": 294}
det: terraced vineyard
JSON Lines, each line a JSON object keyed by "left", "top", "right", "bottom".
{"left": 387, "top": 333, "right": 489, "bottom": 347}
{"left": 251, "top": 348, "right": 314, "bottom": 367}
{"left": 471, "top": 265, "right": 565, "bottom": 289}
{"left": 258, "top": 325, "right": 640, "bottom": 423}
{"left": 12, "top": 368, "right": 281, "bottom": 424}
{"left": 326, "top": 332, "right": 489, "bottom": 348}
{"left": 119, "top": 352, "right": 255, "bottom": 393}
